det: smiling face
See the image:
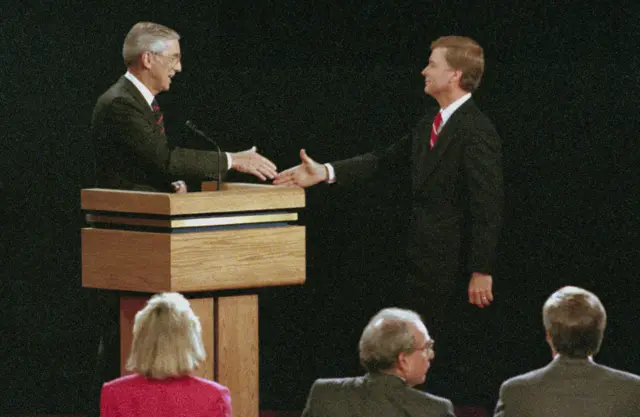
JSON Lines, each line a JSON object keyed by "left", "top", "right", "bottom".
{"left": 145, "top": 39, "right": 182, "bottom": 95}
{"left": 421, "top": 47, "right": 461, "bottom": 99}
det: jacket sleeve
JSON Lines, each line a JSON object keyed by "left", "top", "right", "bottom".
{"left": 301, "top": 380, "right": 322, "bottom": 417}
{"left": 462, "top": 120, "right": 504, "bottom": 274}
{"left": 103, "top": 96, "right": 229, "bottom": 179}
{"left": 330, "top": 126, "right": 414, "bottom": 188}
{"left": 493, "top": 381, "right": 510, "bottom": 417}
{"left": 99, "top": 384, "right": 115, "bottom": 417}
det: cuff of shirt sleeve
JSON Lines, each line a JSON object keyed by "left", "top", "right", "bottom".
{"left": 324, "top": 163, "right": 336, "bottom": 183}
{"left": 226, "top": 152, "right": 232, "bottom": 170}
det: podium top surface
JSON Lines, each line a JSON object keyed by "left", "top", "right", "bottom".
{"left": 82, "top": 183, "right": 305, "bottom": 215}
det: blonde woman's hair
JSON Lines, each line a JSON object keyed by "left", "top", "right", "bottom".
{"left": 126, "top": 292, "right": 205, "bottom": 379}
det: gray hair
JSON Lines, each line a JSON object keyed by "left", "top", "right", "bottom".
{"left": 126, "top": 292, "right": 205, "bottom": 379}
{"left": 543, "top": 286, "right": 607, "bottom": 358}
{"left": 122, "top": 22, "right": 180, "bottom": 67}
{"left": 359, "top": 308, "right": 424, "bottom": 372}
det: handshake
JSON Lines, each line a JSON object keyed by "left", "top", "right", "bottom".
{"left": 171, "top": 148, "right": 328, "bottom": 193}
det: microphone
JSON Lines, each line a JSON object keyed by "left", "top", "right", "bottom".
{"left": 185, "top": 120, "right": 222, "bottom": 192}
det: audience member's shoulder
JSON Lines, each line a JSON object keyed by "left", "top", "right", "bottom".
{"left": 313, "top": 376, "right": 363, "bottom": 389}
{"left": 597, "top": 363, "right": 640, "bottom": 384}
{"left": 186, "top": 375, "right": 230, "bottom": 393}
{"left": 103, "top": 373, "right": 144, "bottom": 389}
{"left": 408, "top": 386, "right": 453, "bottom": 408}
{"left": 501, "top": 365, "right": 549, "bottom": 388}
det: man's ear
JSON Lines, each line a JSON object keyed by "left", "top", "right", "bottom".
{"left": 450, "top": 69, "right": 463, "bottom": 85}
{"left": 545, "top": 329, "right": 557, "bottom": 355}
{"left": 140, "top": 51, "right": 153, "bottom": 70}
{"left": 396, "top": 352, "right": 408, "bottom": 370}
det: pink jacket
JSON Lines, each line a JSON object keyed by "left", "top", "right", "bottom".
{"left": 100, "top": 374, "right": 231, "bottom": 417}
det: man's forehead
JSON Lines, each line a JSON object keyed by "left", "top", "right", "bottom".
{"left": 430, "top": 47, "right": 447, "bottom": 60}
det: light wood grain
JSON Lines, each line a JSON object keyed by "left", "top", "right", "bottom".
{"left": 82, "top": 226, "right": 305, "bottom": 292}
{"left": 82, "top": 228, "right": 171, "bottom": 292}
{"left": 170, "top": 226, "right": 306, "bottom": 292}
{"left": 82, "top": 183, "right": 304, "bottom": 215}
{"left": 119, "top": 296, "right": 215, "bottom": 380}
{"left": 82, "top": 188, "right": 171, "bottom": 214}
{"left": 217, "top": 295, "right": 259, "bottom": 417}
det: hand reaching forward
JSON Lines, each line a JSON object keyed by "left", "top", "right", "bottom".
{"left": 273, "top": 149, "right": 328, "bottom": 188}
{"left": 230, "top": 146, "right": 278, "bottom": 181}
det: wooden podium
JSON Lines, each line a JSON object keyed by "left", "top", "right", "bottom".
{"left": 81, "top": 183, "right": 305, "bottom": 417}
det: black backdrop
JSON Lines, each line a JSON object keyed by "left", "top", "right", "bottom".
{"left": 2, "top": 0, "right": 639, "bottom": 413}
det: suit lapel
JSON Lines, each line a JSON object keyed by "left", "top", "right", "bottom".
{"left": 415, "top": 99, "right": 475, "bottom": 189}
{"left": 119, "top": 76, "right": 155, "bottom": 120}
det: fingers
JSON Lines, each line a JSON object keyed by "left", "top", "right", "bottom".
{"left": 258, "top": 165, "right": 278, "bottom": 180}
{"left": 469, "top": 288, "right": 493, "bottom": 308}
{"left": 273, "top": 166, "right": 300, "bottom": 185}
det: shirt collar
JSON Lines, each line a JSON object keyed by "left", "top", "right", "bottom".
{"left": 124, "top": 71, "right": 155, "bottom": 108}
{"left": 439, "top": 92, "right": 472, "bottom": 127}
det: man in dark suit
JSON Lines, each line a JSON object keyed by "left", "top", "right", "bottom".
{"left": 274, "top": 37, "right": 503, "bottom": 396}
{"left": 91, "top": 21, "right": 277, "bottom": 193}
{"left": 494, "top": 286, "right": 640, "bottom": 417}
{"left": 302, "top": 308, "right": 454, "bottom": 417}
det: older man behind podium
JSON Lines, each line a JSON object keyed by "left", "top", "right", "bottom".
{"left": 91, "top": 21, "right": 277, "bottom": 193}
{"left": 494, "top": 286, "right": 640, "bottom": 417}
{"left": 302, "top": 308, "right": 454, "bottom": 417}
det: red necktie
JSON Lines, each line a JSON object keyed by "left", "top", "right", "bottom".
{"left": 430, "top": 111, "right": 443, "bottom": 149}
{"left": 151, "top": 98, "right": 165, "bottom": 135}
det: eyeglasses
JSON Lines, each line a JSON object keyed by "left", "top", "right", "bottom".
{"left": 413, "top": 339, "right": 435, "bottom": 355}
{"left": 150, "top": 51, "right": 181, "bottom": 68}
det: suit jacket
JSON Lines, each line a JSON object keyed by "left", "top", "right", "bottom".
{"left": 332, "top": 99, "right": 503, "bottom": 290}
{"left": 100, "top": 373, "right": 231, "bottom": 417}
{"left": 494, "top": 356, "right": 640, "bottom": 417}
{"left": 301, "top": 372, "right": 455, "bottom": 417}
{"left": 91, "top": 76, "right": 228, "bottom": 192}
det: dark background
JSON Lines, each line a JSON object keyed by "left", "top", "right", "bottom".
{"left": 2, "top": 0, "right": 639, "bottom": 414}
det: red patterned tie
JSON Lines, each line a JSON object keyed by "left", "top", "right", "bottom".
{"left": 151, "top": 98, "right": 165, "bottom": 135}
{"left": 430, "top": 111, "right": 443, "bottom": 149}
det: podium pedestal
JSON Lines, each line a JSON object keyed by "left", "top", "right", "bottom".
{"left": 81, "top": 183, "right": 305, "bottom": 417}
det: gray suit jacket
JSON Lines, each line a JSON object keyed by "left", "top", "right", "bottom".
{"left": 494, "top": 356, "right": 640, "bottom": 417}
{"left": 301, "top": 372, "right": 455, "bottom": 417}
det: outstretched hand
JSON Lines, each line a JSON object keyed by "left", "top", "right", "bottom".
{"left": 273, "top": 149, "right": 328, "bottom": 188}
{"left": 230, "top": 146, "right": 278, "bottom": 181}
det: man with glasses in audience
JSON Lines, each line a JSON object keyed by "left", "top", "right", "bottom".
{"left": 302, "top": 307, "right": 454, "bottom": 417}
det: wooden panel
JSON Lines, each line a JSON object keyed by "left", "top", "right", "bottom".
{"left": 169, "top": 184, "right": 305, "bottom": 214}
{"left": 120, "top": 296, "right": 215, "bottom": 380}
{"left": 82, "top": 188, "right": 171, "bottom": 214}
{"left": 119, "top": 297, "right": 148, "bottom": 376}
{"left": 216, "top": 295, "right": 259, "bottom": 417}
{"left": 81, "top": 183, "right": 305, "bottom": 216}
{"left": 169, "top": 226, "right": 306, "bottom": 292}
{"left": 82, "top": 228, "right": 171, "bottom": 292}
